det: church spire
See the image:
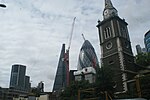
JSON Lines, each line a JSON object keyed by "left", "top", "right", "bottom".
{"left": 103, "top": 0, "right": 118, "bottom": 19}
{"left": 105, "top": 0, "right": 113, "bottom": 8}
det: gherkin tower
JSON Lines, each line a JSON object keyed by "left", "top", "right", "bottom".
{"left": 77, "top": 40, "right": 99, "bottom": 70}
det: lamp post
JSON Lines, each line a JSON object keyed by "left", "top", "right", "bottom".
{"left": 0, "top": 4, "right": 6, "bottom": 8}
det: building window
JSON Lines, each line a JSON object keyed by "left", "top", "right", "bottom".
{"left": 13, "top": 66, "right": 18, "bottom": 72}
{"left": 104, "top": 27, "right": 112, "bottom": 39}
{"left": 109, "top": 60, "right": 114, "bottom": 65}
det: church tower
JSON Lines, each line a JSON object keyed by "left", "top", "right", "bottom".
{"left": 97, "top": 0, "right": 135, "bottom": 93}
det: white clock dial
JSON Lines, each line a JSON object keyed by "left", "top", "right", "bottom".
{"left": 104, "top": 10, "right": 108, "bottom": 16}
{"left": 106, "top": 42, "right": 112, "bottom": 49}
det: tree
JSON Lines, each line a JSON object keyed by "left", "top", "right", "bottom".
{"left": 95, "top": 66, "right": 115, "bottom": 98}
{"left": 136, "top": 52, "right": 150, "bottom": 66}
{"left": 140, "top": 74, "right": 150, "bottom": 99}
{"left": 60, "top": 66, "right": 115, "bottom": 99}
{"left": 30, "top": 87, "right": 40, "bottom": 97}
{"left": 60, "top": 80, "right": 90, "bottom": 100}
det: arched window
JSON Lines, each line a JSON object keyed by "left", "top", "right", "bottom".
{"left": 104, "top": 27, "right": 112, "bottom": 39}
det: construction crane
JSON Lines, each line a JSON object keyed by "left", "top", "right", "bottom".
{"left": 64, "top": 17, "right": 76, "bottom": 86}
{"left": 68, "top": 17, "right": 76, "bottom": 50}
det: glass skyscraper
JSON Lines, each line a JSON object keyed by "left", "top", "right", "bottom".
{"left": 77, "top": 40, "right": 99, "bottom": 70}
{"left": 9, "top": 64, "right": 30, "bottom": 91}
{"left": 144, "top": 30, "right": 150, "bottom": 52}
{"left": 25, "top": 76, "right": 31, "bottom": 92}
{"left": 53, "top": 44, "right": 67, "bottom": 92}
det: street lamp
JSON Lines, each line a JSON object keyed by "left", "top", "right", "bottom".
{"left": 0, "top": 4, "right": 6, "bottom": 8}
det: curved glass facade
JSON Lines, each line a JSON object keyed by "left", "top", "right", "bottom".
{"left": 77, "top": 40, "right": 99, "bottom": 70}
{"left": 144, "top": 30, "right": 150, "bottom": 52}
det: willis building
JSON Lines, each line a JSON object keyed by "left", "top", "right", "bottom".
{"left": 97, "top": 0, "right": 135, "bottom": 94}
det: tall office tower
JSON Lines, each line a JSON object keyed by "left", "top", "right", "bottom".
{"left": 53, "top": 44, "right": 67, "bottom": 92}
{"left": 77, "top": 40, "right": 99, "bottom": 70}
{"left": 141, "top": 48, "right": 147, "bottom": 53}
{"left": 25, "top": 76, "right": 31, "bottom": 92}
{"left": 136, "top": 45, "right": 142, "bottom": 54}
{"left": 97, "top": 0, "right": 135, "bottom": 93}
{"left": 37, "top": 81, "right": 44, "bottom": 93}
{"left": 144, "top": 30, "right": 150, "bottom": 52}
{"left": 10, "top": 64, "right": 26, "bottom": 91}
{"left": 136, "top": 44, "right": 147, "bottom": 54}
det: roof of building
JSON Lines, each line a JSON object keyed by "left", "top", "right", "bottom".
{"left": 145, "top": 30, "right": 150, "bottom": 37}
{"left": 81, "top": 40, "right": 94, "bottom": 49}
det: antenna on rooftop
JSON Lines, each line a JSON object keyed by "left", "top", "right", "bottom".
{"left": 82, "top": 34, "right": 86, "bottom": 41}
{"left": 67, "top": 17, "right": 76, "bottom": 50}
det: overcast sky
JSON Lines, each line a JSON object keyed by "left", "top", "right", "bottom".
{"left": 0, "top": 0, "right": 149, "bottom": 92}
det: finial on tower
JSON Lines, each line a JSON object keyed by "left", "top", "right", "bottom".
{"left": 105, "top": 0, "right": 113, "bottom": 8}
{"left": 103, "top": 0, "right": 118, "bottom": 19}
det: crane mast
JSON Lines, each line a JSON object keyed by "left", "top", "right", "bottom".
{"left": 68, "top": 17, "right": 76, "bottom": 50}
{"left": 65, "top": 17, "right": 76, "bottom": 86}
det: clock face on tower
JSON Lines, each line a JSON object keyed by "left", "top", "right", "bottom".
{"left": 104, "top": 10, "right": 108, "bottom": 16}
{"left": 103, "top": 8, "right": 118, "bottom": 19}
{"left": 106, "top": 42, "right": 112, "bottom": 49}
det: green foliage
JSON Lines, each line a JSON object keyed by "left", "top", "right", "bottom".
{"left": 60, "top": 80, "right": 90, "bottom": 100}
{"left": 140, "top": 74, "right": 150, "bottom": 99}
{"left": 60, "top": 66, "right": 115, "bottom": 99}
{"left": 31, "top": 87, "right": 40, "bottom": 97}
{"left": 95, "top": 66, "right": 115, "bottom": 97}
{"left": 136, "top": 52, "right": 150, "bottom": 66}
{"left": 135, "top": 52, "right": 150, "bottom": 98}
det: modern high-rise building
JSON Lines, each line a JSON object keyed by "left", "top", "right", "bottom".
{"left": 141, "top": 48, "right": 147, "bottom": 53}
{"left": 53, "top": 44, "right": 67, "bottom": 92}
{"left": 9, "top": 64, "right": 30, "bottom": 91}
{"left": 136, "top": 44, "right": 142, "bottom": 54}
{"left": 74, "top": 40, "right": 98, "bottom": 84}
{"left": 37, "top": 81, "right": 44, "bottom": 93}
{"left": 77, "top": 40, "right": 99, "bottom": 70}
{"left": 144, "top": 30, "right": 150, "bottom": 52}
{"left": 10, "top": 64, "right": 26, "bottom": 90}
{"left": 25, "top": 76, "right": 31, "bottom": 92}
{"left": 97, "top": 0, "right": 135, "bottom": 94}
{"left": 136, "top": 44, "right": 147, "bottom": 54}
